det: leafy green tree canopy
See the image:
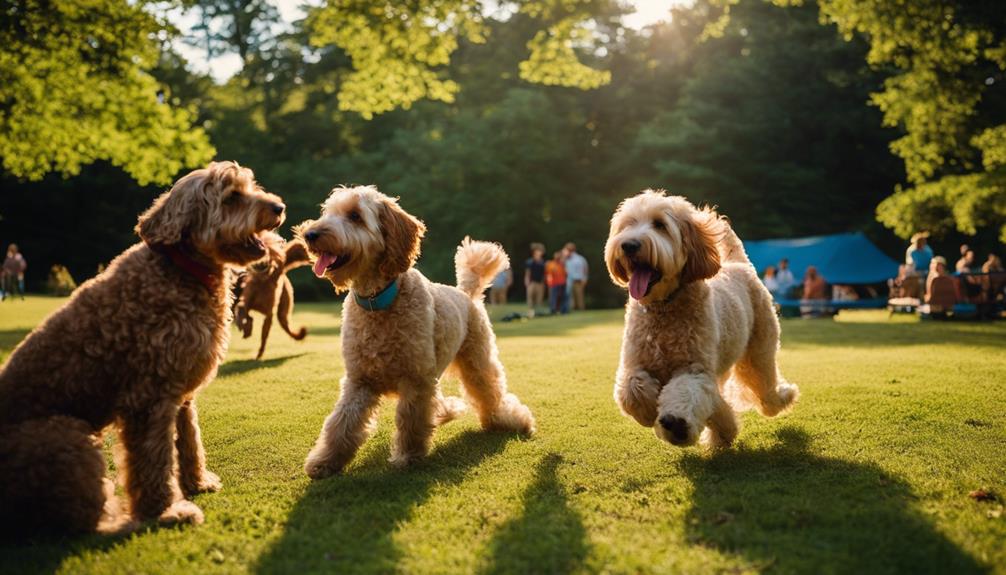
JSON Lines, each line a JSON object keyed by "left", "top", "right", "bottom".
{"left": 711, "top": 0, "right": 1006, "bottom": 240}
{"left": 0, "top": 0, "right": 214, "bottom": 184}
{"left": 306, "top": 0, "right": 613, "bottom": 118}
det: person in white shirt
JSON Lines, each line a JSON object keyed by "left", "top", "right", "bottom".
{"left": 762, "top": 266, "right": 781, "bottom": 299}
{"left": 563, "top": 242, "right": 589, "bottom": 311}
{"left": 775, "top": 258, "right": 795, "bottom": 298}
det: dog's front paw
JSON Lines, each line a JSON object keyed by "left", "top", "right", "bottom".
{"left": 304, "top": 455, "right": 342, "bottom": 480}
{"left": 196, "top": 470, "right": 223, "bottom": 493}
{"left": 181, "top": 469, "right": 223, "bottom": 496}
{"left": 618, "top": 371, "right": 661, "bottom": 426}
{"left": 388, "top": 451, "right": 424, "bottom": 468}
{"left": 655, "top": 414, "right": 700, "bottom": 447}
{"left": 158, "top": 500, "right": 204, "bottom": 526}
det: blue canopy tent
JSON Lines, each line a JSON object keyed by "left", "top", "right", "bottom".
{"left": 742, "top": 232, "right": 900, "bottom": 309}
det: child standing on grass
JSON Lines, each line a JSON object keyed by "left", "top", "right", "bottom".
{"left": 524, "top": 243, "right": 546, "bottom": 317}
{"left": 2, "top": 244, "right": 26, "bottom": 301}
{"left": 545, "top": 250, "right": 567, "bottom": 314}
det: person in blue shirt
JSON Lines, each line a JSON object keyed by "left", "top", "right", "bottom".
{"left": 905, "top": 231, "right": 933, "bottom": 294}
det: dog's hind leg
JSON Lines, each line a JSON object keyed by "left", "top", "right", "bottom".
{"left": 276, "top": 277, "right": 307, "bottom": 340}
{"left": 733, "top": 303, "right": 799, "bottom": 416}
{"left": 304, "top": 377, "right": 380, "bottom": 479}
{"left": 236, "top": 306, "right": 254, "bottom": 339}
{"left": 433, "top": 389, "right": 467, "bottom": 426}
{"left": 0, "top": 416, "right": 112, "bottom": 534}
{"left": 256, "top": 315, "right": 272, "bottom": 360}
{"left": 176, "top": 399, "right": 221, "bottom": 497}
{"left": 452, "top": 310, "right": 535, "bottom": 435}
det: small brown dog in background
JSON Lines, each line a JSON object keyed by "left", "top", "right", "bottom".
{"left": 234, "top": 233, "right": 311, "bottom": 360}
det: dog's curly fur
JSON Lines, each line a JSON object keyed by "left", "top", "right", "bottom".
{"left": 604, "top": 190, "right": 799, "bottom": 448}
{"left": 234, "top": 233, "right": 310, "bottom": 360}
{"left": 297, "top": 186, "right": 535, "bottom": 478}
{"left": 0, "top": 162, "right": 284, "bottom": 534}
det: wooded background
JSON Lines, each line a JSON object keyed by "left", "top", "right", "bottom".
{"left": 2, "top": 0, "right": 1003, "bottom": 304}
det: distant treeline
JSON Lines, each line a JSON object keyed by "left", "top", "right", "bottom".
{"left": 2, "top": 0, "right": 1000, "bottom": 305}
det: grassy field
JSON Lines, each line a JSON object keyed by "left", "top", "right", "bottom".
{"left": 1, "top": 296, "right": 1004, "bottom": 574}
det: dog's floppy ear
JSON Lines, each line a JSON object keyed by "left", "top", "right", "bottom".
{"left": 136, "top": 186, "right": 194, "bottom": 245}
{"left": 680, "top": 207, "right": 722, "bottom": 283}
{"left": 136, "top": 166, "right": 223, "bottom": 246}
{"left": 378, "top": 197, "right": 426, "bottom": 278}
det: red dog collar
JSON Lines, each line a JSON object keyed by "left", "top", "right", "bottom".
{"left": 147, "top": 243, "right": 222, "bottom": 292}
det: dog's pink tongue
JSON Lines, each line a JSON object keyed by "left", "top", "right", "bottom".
{"left": 629, "top": 267, "right": 654, "bottom": 300}
{"left": 313, "top": 253, "right": 337, "bottom": 278}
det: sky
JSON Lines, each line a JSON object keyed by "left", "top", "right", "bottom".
{"left": 174, "top": 0, "right": 691, "bottom": 83}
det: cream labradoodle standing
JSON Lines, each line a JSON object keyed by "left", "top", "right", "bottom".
{"left": 297, "top": 186, "right": 535, "bottom": 478}
{"left": 604, "top": 190, "right": 799, "bottom": 448}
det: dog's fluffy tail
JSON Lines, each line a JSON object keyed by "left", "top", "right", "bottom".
{"left": 718, "top": 221, "right": 751, "bottom": 266}
{"left": 455, "top": 237, "right": 508, "bottom": 301}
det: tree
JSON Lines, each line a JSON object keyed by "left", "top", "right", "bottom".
{"left": 305, "top": 0, "right": 618, "bottom": 118}
{"left": 630, "top": 0, "right": 903, "bottom": 239}
{"left": 710, "top": 0, "right": 1006, "bottom": 241}
{"left": 0, "top": 0, "right": 214, "bottom": 184}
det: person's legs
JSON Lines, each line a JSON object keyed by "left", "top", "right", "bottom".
{"left": 532, "top": 282, "right": 544, "bottom": 310}
{"left": 573, "top": 280, "right": 586, "bottom": 310}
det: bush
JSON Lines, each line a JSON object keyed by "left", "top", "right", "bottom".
{"left": 46, "top": 265, "right": 77, "bottom": 296}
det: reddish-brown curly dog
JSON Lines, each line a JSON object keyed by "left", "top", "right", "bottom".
{"left": 0, "top": 161, "right": 284, "bottom": 534}
{"left": 234, "top": 233, "right": 311, "bottom": 360}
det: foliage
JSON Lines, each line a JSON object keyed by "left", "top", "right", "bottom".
{"left": 1, "top": 299, "right": 1005, "bottom": 573}
{"left": 0, "top": 0, "right": 214, "bottom": 184}
{"left": 710, "top": 0, "right": 1006, "bottom": 241}
{"left": 305, "top": 0, "right": 617, "bottom": 118}
{"left": 630, "top": 0, "right": 902, "bottom": 238}
{"left": 44, "top": 264, "right": 76, "bottom": 296}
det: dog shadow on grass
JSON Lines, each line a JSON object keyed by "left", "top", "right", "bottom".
{"left": 217, "top": 353, "right": 307, "bottom": 378}
{"left": 681, "top": 427, "right": 985, "bottom": 573}
{"left": 254, "top": 430, "right": 522, "bottom": 574}
{"left": 480, "top": 453, "right": 589, "bottom": 575}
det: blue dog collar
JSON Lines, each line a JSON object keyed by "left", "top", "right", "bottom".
{"left": 353, "top": 278, "right": 400, "bottom": 312}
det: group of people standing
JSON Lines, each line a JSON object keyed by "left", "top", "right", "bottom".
{"left": 1, "top": 244, "right": 27, "bottom": 301}
{"left": 489, "top": 242, "right": 588, "bottom": 316}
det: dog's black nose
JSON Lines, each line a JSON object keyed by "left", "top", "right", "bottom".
{"left": 659, "top": 415, "right": 690, "bottom": 443}
{"left": 304, "top": 230, "right": 319, "bottom": 242}
{"left": 621, "top": 239, "right": 641, "bottom": 255}
{"left": 271, "top": 203, "right": 285, "bottom": 215}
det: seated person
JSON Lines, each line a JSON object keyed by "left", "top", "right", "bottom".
{"left": 982, "top": 254, "right": 1005, "bottom": 302}
{"left": 833, "top": 284, "right": 859, "bottom": 302}
{"left": 800, "top": 266, "right": 830, "bottom": 317}
{"left": 925, "top": 257, "right": 960, "bottom": 317}
{"left": 956, "top": 248, "right": 983, "bottom": 301}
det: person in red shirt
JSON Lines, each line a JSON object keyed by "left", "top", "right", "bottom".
{"left": 545, "top": 250, "right": 567, "bottom": 314}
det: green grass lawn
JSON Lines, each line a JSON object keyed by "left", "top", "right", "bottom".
{"left": 1, "top": 296, "right": 1005, "bottom": 574}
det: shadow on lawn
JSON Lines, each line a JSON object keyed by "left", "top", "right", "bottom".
{"left": 781, "top": 319, "right": 1005, "bottom": 350}
{"left": 254, "top": 430, "right": 520, "bottom": 574}
{"left": 492, "top": 310, "right": 623, "bottom": 339}
{"left": 480, "top": 453, "right": 589, "bottom": 575}
{"left": 0, "top": 328, "right": 30, "bottom": 355}
{"left": 218, "top": 353, "right": 307, "bottom": 377}
{"left": 0, "top": 527, "right": 131, "bottom": 574}
{"left": 681, "top": 427, "right": 984, "bottom": 573}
